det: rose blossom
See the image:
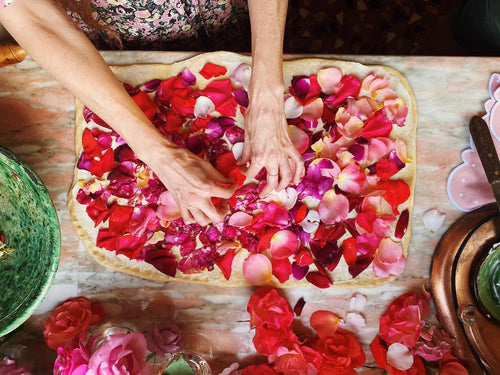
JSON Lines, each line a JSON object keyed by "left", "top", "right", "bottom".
{"left": 413, "top": 324, "right": 455, "bottom": 361}
{"left": 239, "top": 364, "right": 276, "bottom": 375}
{"left": 0, "top": 359, "right": 33, "bottom": 375}
{"left": 379, "top": 293, "right": 429, "bottom": 348}
{"left": 312, "top": 327, "right": 366, "bottom": 375}
{"left": 87, "top": 332, "right": 150, "bottom": 375}
{"left": 247, "top": 288, "right": 294, "bottom": 332}
{"left": 43, "top": 297, "right": 104, "bottom": 350}
{"left": 143, "top": 321, "right": 183, "bottom": 355}
{"left": 53, "top": 336, "right": 97, "bottom": 375}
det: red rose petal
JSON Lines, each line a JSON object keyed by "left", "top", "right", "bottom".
{"left": 132, "top": 91, "right": 157, "bottom": 121}
{"left": 199, "top": 62, "right": 228, "bottom": 79}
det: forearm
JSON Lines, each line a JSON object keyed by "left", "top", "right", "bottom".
{"left": 0, "top": 0, "right": 171, "bottom": 164}
{"left": 247, "top": 0, "right": 287, "bottom": 95}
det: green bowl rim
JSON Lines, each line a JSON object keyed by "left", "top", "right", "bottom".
{"left": 0, "top": 145, "right": 61, "bottom": 338}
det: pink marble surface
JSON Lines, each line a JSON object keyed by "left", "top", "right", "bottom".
{"left": 1, "top": 52, "right": 499, "bottom": 373}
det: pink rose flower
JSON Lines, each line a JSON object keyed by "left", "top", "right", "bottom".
{"left": 379, "top": 293, "right": 429, "bottom": 348}
{"left": 54, "top": 336, "right": 97, "bottom": 375}
{"left": 143, "top": 321, "right": 183, "bottom": 356}
{"left": 87, "top": 332, "right": 150, "bottom": 375}
{"left": 413, "top": 324, "right": 455, "bottom": 361}
{"left": 0, "top": 359, "right": 33, "bottom": 375}
{"left": 43, "top": 297, "right": 104, "bottom": 350}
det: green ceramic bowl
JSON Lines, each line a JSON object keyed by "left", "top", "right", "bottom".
{"left": 0, "top": 146, "right": 60, "bottom": 337}
{"left": 477, "top": 244, "right": 500, "bottom": 322}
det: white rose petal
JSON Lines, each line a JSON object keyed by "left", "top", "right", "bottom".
{"left": 349, "top": 293, "right": 367, "bottom": 312}
{"left": 299, "top": 210, "right": 320, "bottom": 233}
{"left": 194, "top": 96, "right": 215, "bottom": 118}
{"left": 284, "top": 95, "right": 304, "bottom": 119}
{"left": 343, "top": 312, "right": 365, "bottom": 333}
{"left": 387, "top": 343, "right": 414, "bottom": 370}
{"left": 423, "top": 209, "right": 446, "bottom": 232}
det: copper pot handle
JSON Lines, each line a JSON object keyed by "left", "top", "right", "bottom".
{"left": 0, "top": 42, "right": 27, "bottom": 67}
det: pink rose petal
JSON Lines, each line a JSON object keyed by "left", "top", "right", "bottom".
{"left": 270, "top": 230, "right": 298, "bottom": 260}
{"left": 288, "top": 125, "right": 310, "bottom": 154}
{"left": 156, "top": 191, "right": 181, "bottom": 221}
{"left": 228, "top": 211, "right": 253, "bottom": 227}
{"left": 373, "top": 238, "right": 406, "bottom": 278}
{"left": 317, "top": 67, "right": 343, "bottom": 95}
{"left": 243, "top": 253, "right": 273, "bottom": 285}
{"left": 349, "top": 293, "right": 367, "bottom": 312}
{"left": 318, "top": 189, "right": 349, "bottom": 225}
{"left": 337, "top": 164, "right": 366, "bottom": 193}
{"left": 301, "top": 97, "right": 324, "bottom": 121}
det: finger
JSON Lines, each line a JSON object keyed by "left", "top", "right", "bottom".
{"left": 211, "top": 182, "right": 238, "bottom": 199}
{"left": 241, "top": 160, "right": 264, "bottom": 180}
{"left": 289, "top": 153, "right": 305, "bottom": 185}
{"left": 198, "top": 200, "right": 227, "bottom": 224}
{"left": 260, "top": 173, "right": 279, "bottom": 197}
{"left": 276, "top": 162, "right": 293, "bottom": 192}
{"left": 190, "top": 207, "right": 212, "bottom": 227}
{"left": 180, "top": 206, "right": 196, "bottom": 225}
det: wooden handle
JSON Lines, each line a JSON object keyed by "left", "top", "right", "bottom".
{"left": 0, "top": 43, "right": 27, "bottom": 67}
{"left": 469, "top": 116, "right": 500, "bottom": 185}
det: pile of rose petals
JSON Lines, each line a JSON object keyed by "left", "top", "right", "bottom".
{"left": 76, "top": 61, "right": 411, "bottom": 288}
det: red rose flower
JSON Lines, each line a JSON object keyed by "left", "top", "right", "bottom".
{"left": 43, "top": 297, "right": 104, "bottom": 350}
{"left": 379, "top": 293, "right": 429, "bottom": 348}
{"left": 247, "top": 288, "right": 294, "bottom": 332}
{"left": 239, "top": 364, "right": 276, "bottom": 375}
{"left": 312, "top": 327, "right": 366, "bottom": 375}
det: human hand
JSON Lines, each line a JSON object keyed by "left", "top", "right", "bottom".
{"left": 239, "top": 89, "right": 305, "bottom": 197}
{"left": 144, "top": 141, "right": 237, "bottom": 226}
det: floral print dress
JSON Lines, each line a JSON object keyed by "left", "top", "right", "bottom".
{"left": 1, "top": 0, "right": 251, "bottom": 51}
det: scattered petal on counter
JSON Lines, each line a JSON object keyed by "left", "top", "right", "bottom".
{"left": 342, "top": 312, "right": 366, "bottom": 333}
{"left": 422, "top": 209, "right": 446, "bottom": 232}
{"left": 349, "top": 293, "right": 367, "bottom": 312}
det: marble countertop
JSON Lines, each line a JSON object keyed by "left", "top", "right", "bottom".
{"left": 1, "top": 52, "right": 499, "bottom": 373}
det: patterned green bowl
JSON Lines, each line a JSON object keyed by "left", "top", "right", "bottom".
{"left": 0, "top": 146, "right": 60, "bottom": 338}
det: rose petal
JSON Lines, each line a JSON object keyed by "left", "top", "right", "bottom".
{"left": 243, "top": 253, "right": 273, "bottom": 285}
{"left": 373, "top": 238, "right": 406, "bottom": 278}
{"left": 157, "top": 191, "right": 181, "bottom": 221}
{"left": 318, "top": 189, "right": 349, "bottom": 225}
{"left": 349, "top": 294, "right": 367, "bottom": 312}
{"left": 317, "top": 67, "right": 343, "bottom": 95}
{"left": 270, "top": 230, "right": 298, "bottom": 260}
{"left": 387, "top": 343, "right": 414, "bottom": 371}
{"left": 422, "top": 209, "right": 446, "bottom": 232}
{"left": 194, "top": 96, "right": 215, "bottom": 118}
{"left": 284, "top": 95, "right": 304, "bottom": 119}
{"left": 301, "top": 97, "right": 324, "bottom": 121}
{"left": 310, "top": 310, "right": 340, "bottom": 338}
{"left": 342, "top": 312, "right": 366, "bottom": 333}
{"left": 288, "top": 125, "right": 310, "bottom": 154}
{"left": 230, "top": 63, "right": 252, "bottom": 90}
{"left": 228, "top": 211, "right": 253, "bottom": 227}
